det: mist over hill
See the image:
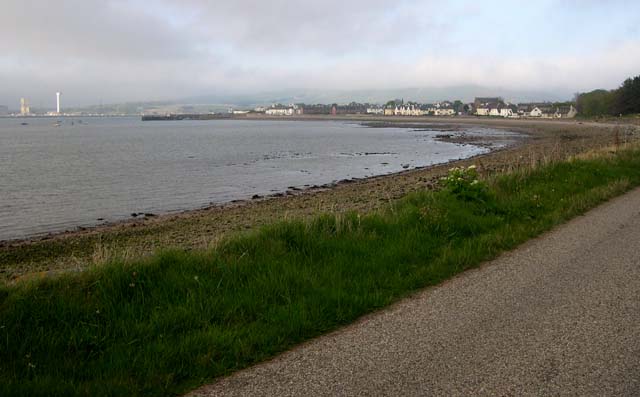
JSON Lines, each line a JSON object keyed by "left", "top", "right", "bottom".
{"left": 55, "top": 85, "right": 573, "bottom": 115}
{"left": 185, "top": 85, "right": 572, "bottom": 107}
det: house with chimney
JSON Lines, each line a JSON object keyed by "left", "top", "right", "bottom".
{"left": 395, "top": 103, "right": 425, "bottom": 116}
{"left": 517, "top": 103, "right": 577, "bottom": 118}
{"left": 474, "top": 97, "right": 517, "bottom": 117}
{"left": 434, "top": 102, "right": 455, "bottom": 116}
{"left": 474, "top": 97, "right": 503, "bottom": 116}
{"left": 265, "top": 104, "right": 302, "bottom": 116}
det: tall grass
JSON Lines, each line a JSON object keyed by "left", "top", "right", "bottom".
{"left": 1, "top": 146, "right": 640, "bottom": 396}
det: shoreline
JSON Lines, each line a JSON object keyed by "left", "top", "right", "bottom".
{"left": 1, "top": 118, "right": 636, "bottom": 281}
{"left": 0, "top": 120, "right": 522, "bottom": 247}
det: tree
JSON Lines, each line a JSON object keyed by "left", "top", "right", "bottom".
{"left": 453, "top": 100, "right": 464, "bottom": 113}
{"left": 576, "top": 89, "right": 615, "bottom": 116}
{"left": 613, "top": 76, "right": 640, "bottom": 115}
{"left": 576, "top": 74, "right": 640, "bottom": 117}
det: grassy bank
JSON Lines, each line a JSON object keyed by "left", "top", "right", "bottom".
{"left": 1, "top": 144, "right": 639, "bottom": 396}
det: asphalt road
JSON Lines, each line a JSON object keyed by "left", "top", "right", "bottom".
{"left": 189, "top": 187, "right": 640, "bottom": 396}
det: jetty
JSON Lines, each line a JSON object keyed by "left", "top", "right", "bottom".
{"left": 141, "top": 113, "right": 236, "bottom": 121}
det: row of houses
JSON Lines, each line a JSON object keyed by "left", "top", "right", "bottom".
{"left": 263, "top": 104, "right": 304, "bottom": 116}
{"left": 374, "top": 98, "right": 577, "bottom": 118}
{"left": 252, "top": 98, "right": 577, "bottom": 118}
{"left": 517, "top": 103, "right": 577, "bottom": 118}
{"left": 474, "top": 97, "right": 577, "bottom": 118}
{"left": 260, "top": 103, "right": 362, "bottom": 116}
{"left": 366, "top": 101, "right": 458, "bottom": 117}
{"left": 382, "top": 104, "right": 456, "bottom": 117}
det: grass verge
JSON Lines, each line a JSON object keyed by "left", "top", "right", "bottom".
{"left": 1, "top": 144, "right": 640, "bottom": 396}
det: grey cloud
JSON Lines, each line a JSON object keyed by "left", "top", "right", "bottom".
{"left": 167, "top": 0, "right": 444, "bottom": 55}
{"left": 0, "top": 0, "right": 638, "bottom": 107}
{"left": 0, "top": 0, "right": 196, "bottom": 60}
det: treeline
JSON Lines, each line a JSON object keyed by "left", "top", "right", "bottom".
{"left": 577, "top": 75, "right": 640, "bottom": 117}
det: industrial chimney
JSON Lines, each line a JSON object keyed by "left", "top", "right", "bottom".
{"left": 56, "top": 92, "right": 61, "bottom": 114}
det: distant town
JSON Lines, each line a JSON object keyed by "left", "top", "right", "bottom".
{"left": 240, "top": 98, "right": 577, "bottom": 119}
{"left": 1, "top": 93, "right": 577, "bottom": 119}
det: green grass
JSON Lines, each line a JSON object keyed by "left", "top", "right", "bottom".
{"left": 1, "top": 146, "right": 640, "bottom": 396}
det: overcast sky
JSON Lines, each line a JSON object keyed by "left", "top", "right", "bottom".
{"left": 1, "top": 0, "right": 639, "bottom": 107}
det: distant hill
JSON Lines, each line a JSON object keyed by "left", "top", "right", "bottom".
{"left": 64, "top": 85, "right": 572, "bottom": 114}
{"left": 184, "top": 85, "right": 571, "bottom": 107}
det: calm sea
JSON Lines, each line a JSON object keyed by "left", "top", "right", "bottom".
{"left": 0, "top": 117, "right": 516, "bottom": 241}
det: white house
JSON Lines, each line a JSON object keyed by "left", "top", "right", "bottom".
{"left": 476, "top": 101, "right": 514, "bottom": 118}
{"left": 435, "top": 108, "right": 455, "bottom": 116}
{"left": 266, "top": 107, "right": 295, "bottom": 116}
{"left": 501, "top": 108, "right": 513, "bottom": 117}
{"left": 558, "top": 105, "right": 578, "bottom": 118}
{"left": 519, "top": 103, "right": 575, "bottom": 118}
{"left": 265, "top": 104, "right": 302, "bottom": 116}
{"left": 395, "top": 104, "right": 425, "bottom": 116}
{"left": 529, "top": 106, "right": 543, "bottom": 117}
{"left": 486, "top": 104, "right": 514, "bottom": 117}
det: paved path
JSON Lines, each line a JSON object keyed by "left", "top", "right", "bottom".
{"left": 189, "top": 188, "right": 640, "bottom": 396}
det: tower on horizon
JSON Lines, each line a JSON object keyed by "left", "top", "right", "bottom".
{"left": 56, "top": 92, "right": 61, "bottom": 114}
{"left": 20, "top": 98, "right": 30, "bottom": 116}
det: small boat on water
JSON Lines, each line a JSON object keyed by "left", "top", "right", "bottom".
{"left": 20, "top": 122, "right": 28, "bottom": 126}
{"left": 53, "top": 120, "right": 62, "bottom": 127}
